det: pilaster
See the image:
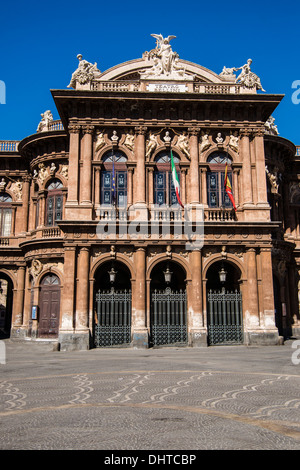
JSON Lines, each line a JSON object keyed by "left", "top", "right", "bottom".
{"left": 132, "top": 247, "right": 148, "bottom": 348}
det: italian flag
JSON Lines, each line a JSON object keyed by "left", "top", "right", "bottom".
{"left": 224, "top": 163, "right": 237, "bottom": 211}
{"left": 171, "top": 150, "right": 184, "bottom": 208}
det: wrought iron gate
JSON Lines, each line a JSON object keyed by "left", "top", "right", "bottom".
{"left": 94, "top": 289, "right": 131, "bottom": 347}
{"left": 151, "top": 287, "right": 187, "bottom": 346}
{"left": 207, "top": 288, "right": 243, "bottom": 345}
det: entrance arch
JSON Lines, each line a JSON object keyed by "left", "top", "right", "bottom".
{"left": 0, "top": 273, "right": 13, "bottom": 338}
{"left": 93, "top": 261, "right": 132, "bottom": 347}
{"left": 38, "top": 273, "right": 61, "bottom": 338}
{"left": 206, "top": 260, "right": 243, "bottom": 345}
{"left": 150, "top": 260, "right": 187, "bottom": 347}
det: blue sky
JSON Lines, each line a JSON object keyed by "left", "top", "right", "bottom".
{"left": 1, "top": 0, "right": 300, "bottom": 145}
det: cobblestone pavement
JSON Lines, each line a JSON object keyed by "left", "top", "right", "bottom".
{"left": 1, "top": 339, "right": 300, "bottom": 451}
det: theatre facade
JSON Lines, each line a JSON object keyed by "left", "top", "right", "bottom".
{"left": 0, "top": 35, "right": 299, "bottom": 350}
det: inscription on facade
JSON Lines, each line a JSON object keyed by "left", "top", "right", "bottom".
{"left": 147, "top": 83, "right": 187, "bottom": 93}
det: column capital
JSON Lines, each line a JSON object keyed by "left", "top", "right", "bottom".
{"left": 252, "top": 127, "right": 265, "bottom": 137}
{"left": 135, "top": 126, "right": 147, "bottom": 135}
{"left": 82, "top": 125, "right": 95, "bottom": 135}
{"left": 240, "top": 128, "right": 251, "bottom": 137}
{"left": 188, "top": 127, "right": 200, "bottom": 136}
{"left": 68, "top": 124, "right": 81, "bottom": 134}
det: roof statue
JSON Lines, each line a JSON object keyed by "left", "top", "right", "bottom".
{"left": 264, "top": 116, "right": 279, "bottom": 135}
{"left": 140, "top": 34, "right": 193, "bottom": 81}
{"left": 67, "top": 54, "right": 101, "bottom": 89}
{"left": 220, "top": 59, "right": 265, "bottom": 92}
{"left": 37, "top": 110, "right": 53, "bottom": 132}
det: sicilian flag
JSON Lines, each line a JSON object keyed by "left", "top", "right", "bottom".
{"left": 112, "top": 154, "right": 116, "bottom": 202}
{"left": 224, "top": 163, "right": 237, "bottom": 211}
{"left": 171, "top": 150, "right": 184, "bottom": 208}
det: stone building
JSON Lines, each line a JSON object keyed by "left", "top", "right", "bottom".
{"left": 0, "top": 35, "right": 299, "bottom": 351}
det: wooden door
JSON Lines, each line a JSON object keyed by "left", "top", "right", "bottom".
{"left": 38, "top": 274, "right": 60, "bottom": 338}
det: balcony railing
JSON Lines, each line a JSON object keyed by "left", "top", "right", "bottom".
{"left": 0, "top": 141, "right": 19, "bottom": 152}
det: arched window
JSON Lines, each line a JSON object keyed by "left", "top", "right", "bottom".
{"left": 45, "top": 179, "right": 63, "bottom": 226}
{"left": 101, "top": 151, "right": 127, "bottom": 207}
{"left": 207, "top": 152, "right": 233, "bottom": 208}
{"left": 0, "top": 193, "right": 12, "bottom": 236}
{"left": 154, "top": 151, "right": 180, "bottom": 206}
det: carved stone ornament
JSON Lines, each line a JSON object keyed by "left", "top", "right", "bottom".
{"left": 235, "top": 59, "right": 265, "bottom": 91}
{"left": 140, "top": 34, "right": 193, "bottom": 81}
{"left": 0, "top": 178, "right": 6, "bottom": 191}
{"left": 11, "top": 180, "right": 23, "bottom": 201}
{"left": 264, "top": 116, "right": 279, "bottom": 135}
{"left": 124, "top": 131, "right": 135, "bottom": 151}
{"left": 50, "top": 162, "right": 56, "bottom": 176}
{"left": 60, "top": 165, "right": 68, "bottom": 180}
{"left": 95, "top": 131, "right": 105, "bottom": 152}
{"left": 37, "top": 110, "right": 53, "bottom": 132}
{"left": 176, "top": 132, "right": 190, "bottom": 158}
{"left": 37, "top": 163, "right": 49, "bottom": 185}
{"left": 110, "top": 130, "right": 119, "bottom": 143}
{"left": 30, "top": 259, "right": 43, "bottom": 279}
{"left": 67, "top": 54, "right": 101, "bottom": 89}
{"left": 146, "top": 132, "right": 158, "bottom": 159}
{"left": 228, "top": 132, "right": 239, "bottom": 153}
{"left": 200, "top": 132, "right": 211, "bottom": 152}
{"left": 266, "top": 165, "right": 280, "bottom": 193}
{"left": 220, "top": 59, "right": 265, "bottom": 91}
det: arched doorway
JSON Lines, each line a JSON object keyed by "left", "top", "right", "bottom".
{"left": 93, "top": 261, "right": 131, "bottom": 347}
{"left": 150, "top": 260, "right": 187, "bottom": 347}
{"left": 206, "top": 261, "right": 243, "bottom": 345}
{"left": 38, "top": 273, "right": 61, "bottom": 338}
{"left": 0, "top": 273, "right": 13, "bottom": 339}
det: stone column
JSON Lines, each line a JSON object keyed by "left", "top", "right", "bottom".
{"left": 94, "top": 168, "right": 100, "bottom": 207}
{"left": 245, "top": 248, "right": 260, "bottom": 342}
{"left": 260, "top": 248, "right": 280, "bottom": 343}
{"left": 66, "top": 124, "right": 80, "bottom": 204}
{"left": 189, "top": 250, "right": 206, "bottom": 346}
{"left": 201, "top": 167, "right": 207, "bottom": 206}
{"left": 189, "top": 128, "right": 200, "bottom": 204}
{"left": 240, "top": 129, "right": 253, "bottom": 206}
{"left": 148, "top": 167, "right": 154, "bottom": 205}
{"left": 134, "top": 127, "right": 146, "bottom": 204}
{"left": 254, "top": 128, "right": 269, "bottom": 207}
{"left": 11, "top": 266, "right": 26, "bottom": 336}
{"left": 132, "top": 247, "right": 148, "bottom": 348}
{"left": 127, "top": 167, "right": 134, "bottom": 206}
{"left": 75, "top": 247, "right": 90, "bottom": 344}
{"left": 21, "top": 177, "right": 30, "bottom": 233}
{"left": 59, "top": 246, "right": 76, "bottom": 350}
{"left": 181, "top": 169, "right": 187, "bottom": 205}
{"left": 81, "top": 125, "right": 94, "bottom": 204}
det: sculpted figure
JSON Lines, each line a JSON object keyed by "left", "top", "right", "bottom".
{"left": 229, "top": 132, "right": 239, "bottom": 152}
{"left": 264, "top": 116, "right": 279, "bottom": 135}
{"left": 67, "top": 54, "right": 100, "bottom": 89}
{"left": 235, "top": 59, "right": 265, "bottom": 91}
{"left": 177, "top": 132, "right": 190, "bottom": 158}
{"left": 95, "top": 131, "right": 105, "bottom": 151}
{"left": 151, "top": 34, "right": 177, "bottom": 75}
{"left": 216, "top": 132, "right": 224, "bottom": 144}
{"left": 163, "top": 131, "right": 172, "bottom": 144}
{"left": 124, "top": 131, "right": 135, "bottom": 151}
{"left": 200, "top": 133, "right": 211, "bottom": 152}
{"left": 111, "top": 130, "right": 119, "bottom": 143}
{"left": 37, "top": 110, "right": 53, "bottom": 132}
{"left": 146, "top": 133, "right": 158, "bottom": 159}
